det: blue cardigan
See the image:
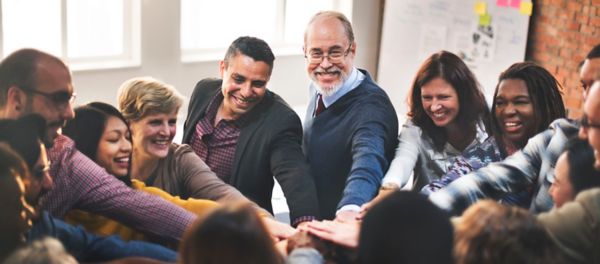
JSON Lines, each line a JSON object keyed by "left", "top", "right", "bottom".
{"left": 303, "top": 69, "right": 398, "bottom": 219}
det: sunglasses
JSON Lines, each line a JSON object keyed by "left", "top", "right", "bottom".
{"left": 580, "top": 114, "right": 600, "bottom": 129}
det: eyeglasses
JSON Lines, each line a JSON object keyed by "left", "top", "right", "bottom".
{"left": 305, "top": 45, "right": 352, "bottom": 64}
{"left": 20, "top": 87, "right": 76, "bottom": 110}
{"left": 580, "top": 114, "right": 600, "bottom": 129}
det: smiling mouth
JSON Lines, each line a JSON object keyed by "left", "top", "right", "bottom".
{"left": 152, "top": 139, "right": 170, "bottom": 146}
{"left": 231, "top": 94, "right": 257, "bottom": 107}
{"left": 504, "top": 121, "right": 523, "bottom": 133}
{"left": 114, "top": 157, "right": 130, "bottom": 164}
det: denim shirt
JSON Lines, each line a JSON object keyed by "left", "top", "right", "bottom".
{"left": 28, "top": 211, "right": 176, "bottom": 262}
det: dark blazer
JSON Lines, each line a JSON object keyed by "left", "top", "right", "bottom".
{"left": 183, "top": 79, "right": 320, "bottom": 222}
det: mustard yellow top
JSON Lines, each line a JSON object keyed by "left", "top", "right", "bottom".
{"left": 65, "top": 179, "right": 220, "bottom": 241}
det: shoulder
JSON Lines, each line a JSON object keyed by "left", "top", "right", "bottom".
{"left": 190, "top": 78, "right": 221, "bottom": 102}
{"left": 170, "top": 143, "right": 195, "bottom": 158}
{"left": 255, "top": 90, "right": 301, "bottom": 124}
{"left": 574, "top": 188, "right": 600, "bottom": 211}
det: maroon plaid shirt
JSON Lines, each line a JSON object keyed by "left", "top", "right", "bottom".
{"left": 190, "top": 93, "right": 247, "bottom": 182}
{"left": 43, "top": 135, "right": 196, "bottom": 243}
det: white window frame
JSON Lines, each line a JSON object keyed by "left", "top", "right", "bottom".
{"left": 180, "top": 0, "right": 352, "bottom": 63}
{"left": 0, "top": 0, "right": 141, "bottom": 71}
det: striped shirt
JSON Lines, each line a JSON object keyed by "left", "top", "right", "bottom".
{"left": 429, "top": 118, "right": 580, "bottom": 215}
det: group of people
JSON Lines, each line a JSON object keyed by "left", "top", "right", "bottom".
{"left": 0, "top": 9, "right": 599, "bottom": 264}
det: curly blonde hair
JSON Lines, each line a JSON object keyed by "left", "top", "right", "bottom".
{"left": 117, "top": 77, "right": 184, "bottom": 121}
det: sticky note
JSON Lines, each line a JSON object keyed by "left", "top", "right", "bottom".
{"left": 497, "top": 0, "right": 509, "bottom": 7}
{"left": 474, "top": 1, "right": 487, "bottom": 15}
{"left": 479, "top": 14, "right": 492, "bottom": 26}
{"left": 520, "top": 1, "right": 533, "bottom": 16}
{"left": 510, "top": 0, "right": 521, "bottom": 8}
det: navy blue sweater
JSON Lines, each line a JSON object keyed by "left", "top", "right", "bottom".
{"left": 303, "top": 70, "right": 398, "bottom": 219}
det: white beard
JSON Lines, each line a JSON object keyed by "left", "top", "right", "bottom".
{"left": 311, "top": 66, "right": 348, "bottom": 97}
{"left": 315, "top": 82, "right": 343, "bottom": 97}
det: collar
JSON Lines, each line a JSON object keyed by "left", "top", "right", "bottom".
{"left": 205, "top": 92, "right": 248, "bottom": 127}
{"left": 311, "top": 67, "right": 365, "bottom": 107}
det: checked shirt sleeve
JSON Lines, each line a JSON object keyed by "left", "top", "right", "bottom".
{"left": 43, "top": 135, "right": 196, "bottom": 243}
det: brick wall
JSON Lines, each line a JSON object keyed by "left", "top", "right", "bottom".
{"left": 526, "top": 0, "right": 599, "bottom": 118}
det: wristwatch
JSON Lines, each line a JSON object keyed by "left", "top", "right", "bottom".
{"left": 380, "top": 182, "right": 400, "bottom": 191}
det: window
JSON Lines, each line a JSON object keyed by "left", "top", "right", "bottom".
{"left": 0, "top": 0, "right": 140, "bottom": 70}
{"left": 180, "top": 0, "right": 352, "bottom": 62}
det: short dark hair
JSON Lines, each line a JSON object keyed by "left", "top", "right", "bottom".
{"left": 63, "top": 102, "right": 131, "bottom": 186}
{"left": 223, "top": 36, "right": 275, "bottom": 75}
{"left": 358, "top": 191, "right": 454, "bottom": 264}
{"left": 0, "top": 114, "right": 46, "bottom": 168}
{"left": 409, "top": 50, "right": 490, "bottom": 150}
{"left": 491, "top": 62, "right": 566, "bottom": 155}
{"left": 586, "top": 44, "right": 600, "bottom": 59}
{"left": 565, "top": 138, "right": 600, "bottom": 195}
{"left": 0, "top": 49, "right": 66, "bottom": 107}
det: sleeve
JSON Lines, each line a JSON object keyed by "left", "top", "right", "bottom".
{"left": 337, "top": 101, "right": 398, "bottom": 208}
{"left": 421, "top": 137, "right": 502, "bottom": 195}
{"left": 63, "top": 150, "right": 196, "bottom": 243}
{"left": 133, "top": 180, "right": 220, "bottom": 218}
{"left": 286, "top": 248, "right": 325, "bottom": 264}
{"left": 538, "top": 190, "right": 600, "bottom": 263}
{"left": 428, "top": 129, "right": 552, "bottom": 215}
{"left": 269, "top": 111, "right": 320, "bottom": 223}
{"left": 381, "top": 121, "right": 422, "bottom": 187}
{"left": 177, "top": 148, "right": 250, "bottom": 203}
{"left": 32, "top": 213, "right": 177, "bottom": 263}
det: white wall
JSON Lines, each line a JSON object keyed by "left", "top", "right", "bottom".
{"left": 71, "top": 0, "right": 384, "bottom": 125}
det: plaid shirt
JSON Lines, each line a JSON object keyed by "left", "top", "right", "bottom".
{"left": 42, "top": 135, "right": 196, "bottom": 243}
{"left": 429, "top": 118, "right": 580, "bottom": 215}
{"left": 190, "top": 93, "right": 244, "bottom": 182}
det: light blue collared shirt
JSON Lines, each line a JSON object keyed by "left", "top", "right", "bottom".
{"left": 311, "top": 67, "right": 365, "bottom": 112}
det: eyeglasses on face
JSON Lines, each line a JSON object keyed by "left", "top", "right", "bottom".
{"left": 305, "top": 45, "right": 352, "bottom": 64}
{"left": 20, "top": 86, "right": 76, "bottom": 109}
{"left": 580, "top": 114, "right": 600, "bottom": 129}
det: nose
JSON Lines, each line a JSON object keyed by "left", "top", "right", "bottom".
{"left": 431, "top": 101, "right": 442, "bottom": 112}
{"left": 579, "top": 125, "right": 589, "bottom": 140}
{"left": 319, "top": 56, "right": 333, "bottom": 68}
{"left": 61, "top": 103, "right": 75, "bottom": 121}
{"left": 239, "top": 82, "right": 253, "bottom": 98}
{"left": 122, "top": 139, "right": 133, "bottom": 153}
{"left": 158, "top": 123, "right": 170, "bottom": 136}
{"left": 503, "top": 103, "right": 517, "bottom": 115}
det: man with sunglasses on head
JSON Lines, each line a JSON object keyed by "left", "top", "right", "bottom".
{"left": 0, "top": 48, "right": 195, "bottom": 244}
{"left": 430, "top": 44, "right": 600, "bottom": 215}
{"left": 302, "top": 11, "right": 398, "bottom": 221}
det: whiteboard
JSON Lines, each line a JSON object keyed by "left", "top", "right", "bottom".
{"left": 377, "top": 0, "right": 531, "bottom": 118}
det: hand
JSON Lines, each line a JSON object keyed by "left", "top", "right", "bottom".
{"left": 335, "top": 210, "right": 360, "bottom": 223}
{"left": 359, "top": 188, "right": 395, "bottom": 219}
{"left": 304, "top": 220, "right": 359, "bottom": 249}
{"left": 275, "top": 239, "right": 289, "bottom": 257}
{"left": 262, "top": 217, "right": 297, "bottom": 241}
